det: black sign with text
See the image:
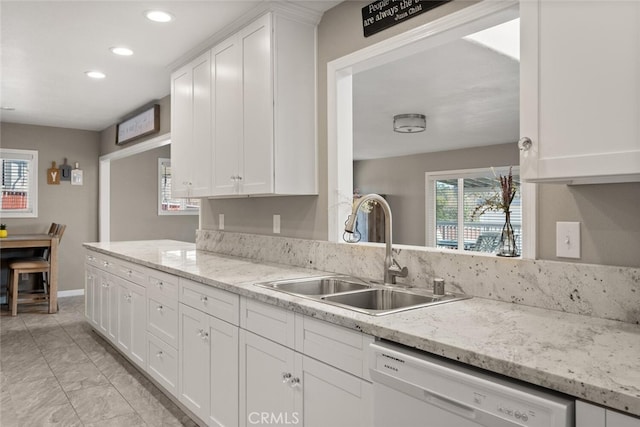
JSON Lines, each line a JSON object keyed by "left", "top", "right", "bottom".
{"left": 361, "top": 0, "right": 451, "bottom": 37}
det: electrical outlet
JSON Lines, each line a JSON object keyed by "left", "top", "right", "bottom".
{"left": 556, "top": 222, "right": 580, "bottom": 258}
{"left": 273, "top": 215, "right": 281, "bottom": 234}
{"left": 219, "top": 214, "right": 224, "bottom": 230}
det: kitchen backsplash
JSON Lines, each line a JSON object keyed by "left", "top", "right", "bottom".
{"left": 196, "top": 230, "right": 640, "bottom": 325}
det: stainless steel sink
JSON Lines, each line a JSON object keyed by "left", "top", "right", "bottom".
{"left": 255, "top": 275, "right": 371, "bottom": 296}
{"left": 255, "top": 276, "right": 469, "bottom": 316}
{"left": 321, "top": 288, "right": 467, "bottom": 316}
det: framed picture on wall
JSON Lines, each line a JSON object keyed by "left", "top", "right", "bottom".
{"left": 116, "top": 104, "right": 160, "bottom": 145}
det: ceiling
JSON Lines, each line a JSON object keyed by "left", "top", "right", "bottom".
{"left": 0, "top": 0, "right": 339, "bottom": 132}
{"left": 353, "top": 20, "right": 520, "bottom": 160}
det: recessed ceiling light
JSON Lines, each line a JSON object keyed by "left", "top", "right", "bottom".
{"left": 110, "top": 47, "right": 133, "bottom": 56}
{"left": 145, "top": 10, "right": 174, "bottom": 23}
{"left": 85, "top": 70, "right": 106, "bottom": 79}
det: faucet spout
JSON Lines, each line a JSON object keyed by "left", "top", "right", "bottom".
{"left": 344, "top": 194, "right": 408, "bottom": 285}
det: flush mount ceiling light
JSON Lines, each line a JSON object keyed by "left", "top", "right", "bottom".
{"left": 145, "top": 10, "right": 174, "bottom": 23}
{"left": 85, "top": 70, "right": 106, "bottom": 79}
{"left": 110, "top": 47, "right": 134, "bottom": 56}
{"left": 393, "top": 114, "right": 426, "bottom": 133}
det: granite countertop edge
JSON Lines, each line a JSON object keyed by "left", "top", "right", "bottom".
{"left": 83, "top": 241, "right": 640, "bottom": 418}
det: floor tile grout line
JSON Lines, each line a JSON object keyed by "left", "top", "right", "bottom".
{"left": 60, "top": 312, "right": 155, "bottom": 425}
{"left": 22, "top": 310, "right": 88, "bottom": 426}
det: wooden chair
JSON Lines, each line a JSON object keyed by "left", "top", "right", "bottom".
{"left": 7, "top": 223, "right": 66, "bottom": 316}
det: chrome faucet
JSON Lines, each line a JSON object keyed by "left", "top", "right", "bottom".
{"left": 344, "top": 194, "right": 409, "bottom": 285}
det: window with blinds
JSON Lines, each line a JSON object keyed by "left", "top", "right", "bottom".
{"left": 1, "top": 148, "right": 38, "bottom": 218}
{"left": 158, "top": 158, "right": 199, "bottom": 215}
{"left": 427, "top": 167, "right": 522, "bottom": 254}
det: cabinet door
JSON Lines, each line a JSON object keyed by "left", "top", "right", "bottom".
{"left": 209, "top": 317, "right": 239, "bottom": 427}
{"left": 607, "top": 410, "right": 640, "bottom": 427}
{"left": 239, "top": 330, "right": 296, "bottom": 427}
{"left": 179, "top": 303, "right": 210, "bottom": 421}
{"left": 298, "top": 354, "right": 372, "bottom": 427}
{"left": 170, "top": 63, "right": 193, "bottom": 198}
{"left": 128, "top": 281, "right": 147, "bottom": 369}
{"left": 190, "top": 52, "right": 213, "bottom": 197}
{"left": 170, "top": 52, "right": 212, "bottom": 197}
{"left": 84, "top": 266, "right": 96, "bottom": 324}
{"left": 98, "top": 273, "right": 117, "bottom": 343}
{"left": 240, "top": 13, "right": 274, "bottom": 194}
{"left": 116, "top": 278, "right": 132, "bottom": 355}
{"left": 212, "top": 35, "right": 242, "bottom": 195}
{"left": 520, "top": 0, "right": 640, "bottom": 183}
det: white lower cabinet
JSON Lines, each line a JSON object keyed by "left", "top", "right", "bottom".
{"left": 178, "top": 279, "right": 240, "bottom": 427}
{"left": 239, "top": 299, "right": 372, "bottom": 427}
{"left": 84, "top": 265, "right": 99, "bottom": 327}
{"left": 98, "top": 272, "right": 118, "bottom": 344}
{"left": 299, "top": 354, "right": 372, "bottom": 427}
{"left": 147, "top": 332, "right": 179, "bottom": 397}
{"left": 115, "top": 276, "right": 147, "bottom": 369}
{"left": 179, "top": 303, "right": 211, "bottom": 420}
{"left": 240, "top": 330, "right": 298, "bottom": 427}
{"left": 577, "top": 401, "right": 640, "bottom": 427}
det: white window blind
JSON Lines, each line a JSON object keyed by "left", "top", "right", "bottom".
{"left": 1, "top": 148, "right": 38, "bottom": 218}
{"left": 158, "top": 158, "right": 199, "bottom": 215}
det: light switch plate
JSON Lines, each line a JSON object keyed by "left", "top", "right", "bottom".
{"left": 219, "top": 214, "right": 224, "bottom": 230}
{"left": 556, "top": 221, "right": 580, "bottom": 258}
{"left": 273, "top": 215, "right": 281, "bottom": 234}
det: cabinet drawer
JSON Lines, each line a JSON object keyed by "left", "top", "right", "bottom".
{"left": 113, "top": 259, "right": 147, "bottom": 285}
{"left": 147, "top": 293, "right": 179, "bottom": 348}
{"left": 148, "top": 270, "right": 179, "bottom": 302}
{"left": 296, "top": 315, "right": 373, "bottom": 381}
{"left": 85, "top": 251, "right": 104, "bottom": 268}
{"left": 179, "top": 278, "right": 239, "bottom": 325}
{"left": 240, "top": 298, "right": 295, "bottom": 348}
{"left": 147, "top": 332, "right": 178, "bottom": 397}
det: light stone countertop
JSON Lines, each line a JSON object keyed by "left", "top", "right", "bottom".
{"left": 84, "top": 240, "right": 640, "bottom": 418}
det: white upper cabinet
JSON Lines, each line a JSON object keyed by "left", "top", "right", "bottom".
{"left": 170, "top": 52, "right": 212, "bottom": 198}
{"left": 210, "top": 12, "right": 317, "bottom": 196}
{"left": 520, "top": 0, "right": 640, "bottom": 184}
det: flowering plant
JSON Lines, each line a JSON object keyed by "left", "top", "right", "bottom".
{"left": 471, "top": 166, "right": 518, "bottom": 219}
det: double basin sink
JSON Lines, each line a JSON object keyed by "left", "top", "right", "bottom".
{"left": 255, "top": 275, "right": 469, "bottom": 316}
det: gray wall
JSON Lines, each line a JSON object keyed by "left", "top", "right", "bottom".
{"left": 110, "top": 145, "right": 198, "bottom": 243}
{"left": 100, "top": 94, "right": 198, "bottom": 244}
{"left": 354, "top": 143, "right": 519, "bottom": 246}
{"left": 199, "top": 0, "right": 640, "bottom": 268}
{"left": 0, "top": 122, "right": 100, "bottom": 292}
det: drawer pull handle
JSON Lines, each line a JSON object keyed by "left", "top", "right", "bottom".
{"left": 282, "top": 372, "right": 292, "bottom": 383}
{"left": 200, "top": 295, "right": 208, "bottom": 303}
{"left": 157, "top": 305, "right": 163, "bottom": 312}
{"left": 289, "top": 377, "right": 301, "bottom": 388}
{"left": 127, "top": 270, "right": 133, "bottom": 276}
{"left": 157, "top": 281, "right": 163, "bottom": 288}
{"left": 197, "top": 328, "right": 209, "bottom": 340}
{"left": 156, "top": 351, "right": 163, "bottom": 358}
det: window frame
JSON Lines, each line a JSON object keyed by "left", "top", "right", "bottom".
{"left": 425, "top": 166, "right": 521, "bottom": 254}
{"left": 1, "top": 148, "right": 38, "bottom": 218}
{"left": 157, "top": 158, "right": 199, "bottom": 216}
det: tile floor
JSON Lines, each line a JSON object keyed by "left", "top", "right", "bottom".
{"left": 0, "top": 296, "right": 198, "bottom": 426}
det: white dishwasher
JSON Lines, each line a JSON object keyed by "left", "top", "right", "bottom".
{"left": 370, "top": 341, "right": 574, "bottom": 427}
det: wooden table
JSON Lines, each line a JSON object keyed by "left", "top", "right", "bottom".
{"left": 0, "top": 234, "right": 59, "bottom": 314}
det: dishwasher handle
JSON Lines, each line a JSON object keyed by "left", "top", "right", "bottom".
{"left": 371, "top": 369, "right": 477, "bottom": 420}
{"left": 423, "top": 388, "right": 477, "bottom": 420}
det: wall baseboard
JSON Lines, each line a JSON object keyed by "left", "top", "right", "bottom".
{"left": 58, "top": 289, "right": 84, "bottom": 298}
